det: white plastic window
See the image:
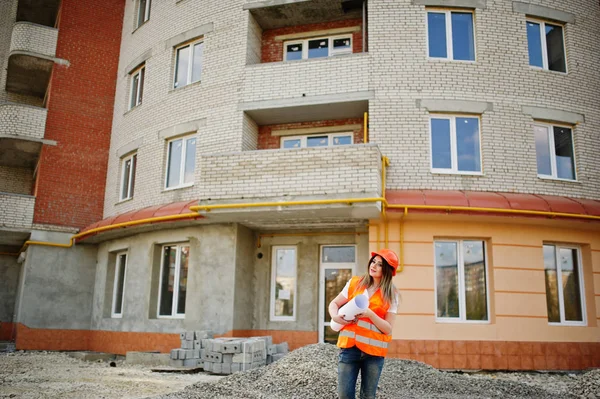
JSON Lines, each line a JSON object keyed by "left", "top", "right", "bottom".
{"left": 165, "top": 135, "right": 196, "bottom": 189}
{"left": 284, "top": 35, "right": 352, "bottom": 61}
{"left": 136, "top": 0, "right": 151, "bottom": 28}
{"left": 534, "top": 123, "right": 576, "bottom": 181}
{"left": 111, "top": 252, "right": 127, "bottom": 318}
{"left": 158, "top": 244, "right": 189, "bottom": 318}
{"left": 430, "top": 115, "right": 482, "bottom": 174}
{"left": 120, "top": 153, "right": 137, "bottom": 201}
{"left": 174, "top": 40, "right": 204, "bottom": 88}
{"left": 129, "top": 66, "right": 144, "bottom": 109}
{"left": 270, "top": 246, "right": 297, "bottom": 321}
{"left": 281, "top": 132, "right": 353, "bottom": 149}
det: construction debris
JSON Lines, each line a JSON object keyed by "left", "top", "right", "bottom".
{"left": 169, "top": 332, "right": 289, "bottom": 374}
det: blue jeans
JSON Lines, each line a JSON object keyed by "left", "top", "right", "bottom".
{"left": 338, "top": 346, "right": 385, "bottom": 399}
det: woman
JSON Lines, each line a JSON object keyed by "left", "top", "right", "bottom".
{"left": 328, "top": 248, "right": 399, "bottom": 399}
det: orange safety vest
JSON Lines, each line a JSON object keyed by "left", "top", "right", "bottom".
{"left": 336, "top": 276, "right": 392, "bottom": 357}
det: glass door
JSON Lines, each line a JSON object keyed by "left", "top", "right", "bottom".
{"left": 319, "top": 245, "right": 356, "bottom": 344}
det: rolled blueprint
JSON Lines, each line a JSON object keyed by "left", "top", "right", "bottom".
{"left": 330, "top": 293, "right": 369, "bottom": 332}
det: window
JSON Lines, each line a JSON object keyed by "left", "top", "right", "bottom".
{"left": 111, "top": 252, "right": 127, "bottom": 318}
{"left": 526, "top": 19, "right": 566, "bottom": 73}
{"left": 534, "top": 124, "right": 576, "bottom": 181}
{"left": 435, "top": 240, "right": 489, "bottom": 322}
{"left": 284, "top": 35, "right": 352, "bottom": 61}
{"left": 430, "top": 115, "right": 481, "bottom": 174}
{"left": 165, "top": 135, "right": 196, "bottom": 189}
{"left": 158, "top": 244, "right": 189, "bottom": 318}
{"left": 120, "top": 153, "right": 137, "bottom": 201}
{"left": 281, "top": 132, "right": 353, "bottom": 149}
{"left": 543, "top": 244, "right": 585, "bottom": 325}
{"left": 270, "top": 246, "right": 297, "bottom": 321}
{"left": 136, "top": 0, "right": 151, "bottom": 28}
{"left": 427, "top": 10, "right": 475, "bottom": 61}
{"left": 129, "top": 66, "right": 145, "bottom": 109}
{"left": 174, "top": 40, "right": 203, "bottom": 88}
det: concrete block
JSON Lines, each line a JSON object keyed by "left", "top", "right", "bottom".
{"left": 251, "top": 336, "right": 273, "bottom": 346}
{"left": 181, "top": 340, "right": 194, "bottom": 349}
{"left": 267, "top": 354, "right": 272, "bottom": 364}
{"left": 126, "top": 352, "right": 171, "bottom": 366}
{"left": 212, "top": 362, "right": 222, "bottom": 374}
{"left": 194, "top": 330, "right": 213, "bottom": 340}
{"left": 179, "top": 332, "right": 186, "bottom": 341}
{"left": 194, "top": 340, "right": 201, "bottom": 349}
{"left": 222, "top": 353, "right": 233, "bottom": 363}
{"left": 183, "top": 358, "right": 198, "bottom": 367}
{"left": 267, "top": 345, "right": 276, "bottom": 355}
{"left": 231, "top": 362, "right": 241, "bottom": 373}
{"left": 232, "top": 352, "right": 252, "bottom": 363}
{"left": 203, "top": 361, "right": 212, "bottom": 372}
{"left": 170, "top": 349, "right": 179, "bottom": 360}
{"left": 201, "top": 339, "right": 211, "bottom": 350}
{"left": 221, "top": 340, "right": 243, "bottom": 353}
{"left": 193, "top": 349, "right": 200, "bottom": 359}
{"left": 185, "top": 332, "right": 194, "bottom": 340}
{"left": 276, "top": 342, "right": 289, "bottom": 354}
{"left": 207, "top": 352, "right": 222, "bottom": 362}
{"left": 272, "top": 353, "right": 285, "bottom": 362}
{"left": 184, "top": 350, "right": 195, "bottom": 359}
{"left": 222, "top": 363, "right": 231, "bottom": 374}
{"left": 170, "top": 359, "right": 184, "bottom": 367}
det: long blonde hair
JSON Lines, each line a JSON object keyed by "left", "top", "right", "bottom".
{"left": 356, "top": 255, "right": 397, "bottom": 306}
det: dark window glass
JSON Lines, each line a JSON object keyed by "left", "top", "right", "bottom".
{"left": 431, "top": 118, "right": 451, "bottom": 169}
{"left": 545, "top": 23, "right": 566, "bottom": 72}
{"left": 286, "top": 43, "right": 303, "bottom": 61}
{"left": 114, "top": 254, "right": 127, "bottom": 314}
{"left": 451, "top": 12, "right": 475, "bottom": 61}
{"left": 456, "top": 117, "right": 480, "bottom": 172}
{"left": 463, "top": 241, "right": 487, "bottom": 321}
{"left": 428, "top": 12, "right": 447, "bottom": 58}
{"left": 159, "top": 246, "right": 176, "bottom": 316}
{"left": 527, "top": 21, "right": 543, "bottom": 68}
{"left": 544, "top": 245, "right": 560, "bottom": 323}
{"left": 553, "top": 127, "right": 574, "bottom": 180}
{"left": 435, "top": 242, "right": 459, "bottom": 318}
{"left": 308, "top": 39, "right": 329, "bottom": 58}
{"left": 534, "top": 126, "right": 552, "bottom": 175}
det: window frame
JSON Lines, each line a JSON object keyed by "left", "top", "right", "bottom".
{"left": 129, "top": 65, "right": 145, "bottom": 110}
{"left": 283, "top": 34, "right": 353, "bottom": 62}
{"left": 533, "top": 122, "right": 577, "bottom": 182}
{"left": 111, "top": 252, "right": 128, "bottom": 318}
{"left": 429, "top": 114, "right": 483, "bottom": 175}
{"left": 280, "top": 131, "right": 354, "bottom": 149}
{"left": 119, "top": 152, "right": 137, "bottom": 201}
{"left": 270, "top": 245, "right": 298, "bottom": 322}
{"left": 157, "top": 243, "right": 189, "bottom": 319}
{"left": 544, "top": 244, "right": 586, "bottom": 327}
{"left": 173, "top": 39, "right": 204, "bottom": 89}
{"left": 164, "top": 135, "right": 196, "bottom": 190}
{"left": 136, "top": 0, "right": 151, "bottom": 28}
{"left": 426, "top": 8, "right": 476, "bottom": 62}
{"left": 526, "top": 18, "right": 567, "bottom": 73}
{"left": 433, "top": 239, "right": 490, "bottom": 324}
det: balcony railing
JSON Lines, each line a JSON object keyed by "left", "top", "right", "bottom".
{"left": 0, "top": 102, "right": 47, "bottom": 140}
{"left": 10, "top": 22, "right": 58, "bottom": 58}
{"left": 0, "top": 192, "right": 35, "bottom": 230}
{"left": 197, "top": 144, "right": 382, "bottom": 222}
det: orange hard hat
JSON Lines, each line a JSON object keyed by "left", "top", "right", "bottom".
{"left": 371, "top": 248, "right": 399, "bottom": 276}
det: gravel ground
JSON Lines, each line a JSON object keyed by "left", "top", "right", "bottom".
{"left": 1, "top": 345, "right": 598, "bottom": 399}
{"left": 0, "top": 351, "right": 223, "bottom": 399}
{"left": 157, "top": 344, "right": 599, "bottom": 399}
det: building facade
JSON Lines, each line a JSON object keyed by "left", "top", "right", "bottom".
{"left": 1, "top": 0, "right": 599, "bottom": 371}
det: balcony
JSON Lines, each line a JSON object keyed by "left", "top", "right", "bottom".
{"left": 197, "top": 144, "right": 383, "bottom": 227}
{"left": 6, "top": 22, "right": 59, "bottom": 99}
{"left": 0, "top": 192, "right": 35, "bottom": 252}
{"left": 0, "top": 102, "right": 48, "bottom": 141}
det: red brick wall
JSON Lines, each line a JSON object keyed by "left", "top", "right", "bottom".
{"left": 34, "top": 0, "right": 125, "bottom": 228}
{"left": 258, "top": 118, "right": 365, "bottom": 150}
{"left": 262, "top": 19, "right": 363, "bottom": 63}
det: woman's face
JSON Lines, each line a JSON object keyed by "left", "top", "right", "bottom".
{"left": 369, "top": 255, "right": 384, "bottom": 279}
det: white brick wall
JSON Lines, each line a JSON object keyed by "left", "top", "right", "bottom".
{"left": 0, "top": 192, "right": 34, "bottom": 229}
{"left": 103, "top": 0, "right": 600, "bottom": 219}
{"left": 199, "top": 144, "right": 381, "bottom": 200}
{"left": 0, "top": 102, "right": 47, "bottom": 140}
{"left": 9, "top": 22, "right": 58, "bottom": 58}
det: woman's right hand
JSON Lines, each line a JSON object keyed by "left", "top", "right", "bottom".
{"left": 331, "top": 314, "right": 353, "bottom": 325}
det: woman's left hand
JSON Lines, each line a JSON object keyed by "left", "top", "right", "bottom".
{"left": 352, "top": 309, "right": 372, "bottom": 321}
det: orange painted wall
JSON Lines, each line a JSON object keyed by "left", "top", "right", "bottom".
{"left": 369, "top": 216, "right": 600, "bottom": 343}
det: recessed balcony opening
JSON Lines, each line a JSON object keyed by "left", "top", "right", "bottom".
{"left": 6, "top": 54, "right": 53, "bottom": 104}
{"left": 0, "top": 137, "right": 39, "bottom": 197}
{"left": 16, "top": 0, "right": 62, "bottom": 28}
{"left": 246, "top": 0, "right": 367, "bottom": 65}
